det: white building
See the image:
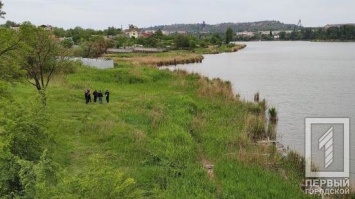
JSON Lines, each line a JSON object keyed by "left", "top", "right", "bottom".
{"left": 125, "top": 25, "right": 140, "bottom": 38}
{"left": 236, "top": 31, "right": 254, "bottom": 36}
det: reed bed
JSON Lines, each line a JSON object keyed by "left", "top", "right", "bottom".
{"left": 107, "top": 53, "right": 203, "bottom": 67}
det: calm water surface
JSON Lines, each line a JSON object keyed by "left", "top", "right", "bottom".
{"left": 169, "top": 41, "right": 355, "bottom": 183}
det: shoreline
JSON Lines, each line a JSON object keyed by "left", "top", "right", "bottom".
{"left": 103, "top": 43, "right": 247, "bottom": 67}
{"left": 166, "top": 45, "right": 355, "bottom": 194}
{"left": 105, "top": 44, "right": 311, "bottom": 196}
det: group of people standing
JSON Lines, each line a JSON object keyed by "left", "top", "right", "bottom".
{"left": 85, "top": 89, "right": 110, "bottom": 104}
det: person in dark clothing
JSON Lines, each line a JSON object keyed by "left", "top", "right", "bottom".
{"left": 85, "top": 89, "right": 90, "bottom": 104}
{"left": 88, "top": 90, "right": 92, "bottom": 102}
{"left": 98, "top": 90, "right": 103, "bottom": 104}
{"left": 93, "top": 90, "right": 98, "bottom": 102}
{"left": 105, "top": 90, "right": 110, "bottom": 103}
{"left": 84, "top": 90, "right": 87, "bottom": 102}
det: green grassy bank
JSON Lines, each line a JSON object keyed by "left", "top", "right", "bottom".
{"left": 104, "top": 44, "right": 246, "bottom": 67}
{"left": 1, "top": 63, "right": 311, "bottom": 198}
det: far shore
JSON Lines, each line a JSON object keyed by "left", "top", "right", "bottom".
{"left": 103, "top": 43, "right": 246, "bottom": 67}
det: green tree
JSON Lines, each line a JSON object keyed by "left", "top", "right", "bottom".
{"left": 66, "top": 26, "right": 91, "bottom": 44}
{"left": 174, "top": 34, "right": 190, "bottom": 49}
{"left": 301, "top": 28, "right": 312, "bottom": 40}
{"left": 225, "top": 27, "right": 234, "bottom": 44}
{"left": 0, "top": 1, "right": 6, "bottom": 18}
{"left": 53, "top": 27, "right": 66, "bottom": 37}
{"left": 60, "top": 37, "right": 74, "bottom": 48}
{"left": 154, "top": 29, "right": 163, "bottom": 38}
{"left": 20, "top": 23, "right": 69, "bottom": 104}
{"left": 326, "top": 27, "right": 340, "bottom": 40}
{"left": 3, "top": 20, "right": 19, "bottom": 28}
{"left": 105, "top": 26, "right": 121, "bottom": 36}
{"left": 0, "top": 27, "right": 25, "bottom": 81}
{"left": 114, "top": 35, "right": 130, "bottom": 48}
{"left": 81, "top": 36, "right": 109, "bottom": 58}
{"left": 210, "top": 33, "right": 222, "bottom": 45}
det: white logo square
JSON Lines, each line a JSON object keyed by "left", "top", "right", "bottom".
{"left": 305, "top": 118, "right": 349, "bottom": 178}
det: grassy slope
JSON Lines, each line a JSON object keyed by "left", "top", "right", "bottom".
{"left": 10, "top": 64, "right": 309, "bottom": 198}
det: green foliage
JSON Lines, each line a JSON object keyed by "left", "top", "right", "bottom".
{"left": 210, "top": 33, "right": 223, "bottom": 45}
{"left": 174, "top": 34, "right": 191, "bottom": 49}
{"left": 105, "top": 26, "right": 122, "bottom": 36}
{"left": 2, "top": 20, "right": 19, "bottom": 28}
{"left": 144, "top": 21, "right": 297, "bottom": 34}
{"left": 0, "top": 85, "right": 57, "bottom": 197}
{"left": 53, "top": 27, "right": 66, "bottom": 37}
{"left": 0, "top": 27, "right": 25, "bottom": 82}
{"left": 198, "top": 40, "right": 208, "bottom": 48}
{"left": 60, "top": 37, "right": 74, "bottom": 48}
{"left": 0, "top": 96, "right": 48, "bottom": 161}
{"left": 19, "top": 22, "right": 72, "bottom": 104}
{"left": 279, "top": 31, "right": 286, "bottom": 40}
{"left": 0, "top": 149, "right": 60, "bottom": 198}
{"left": 114, "top": 35, "right": 131, "bottom": 48}
{"left": 268, "top": 107, "right": 278, "bottom": 123}
{"left": 79, "top": 35, "right": 110, "bottom": 58}
{"left": 279, "top": 25, "right": 355, "bottom": 41}
{"left": 0, "top": 149, "right": 22, "bottom": 196}
{"left": 68, "top": 64, "right": 172, "bottom": 85}
{"left": 236, "top": 25, "right": 355, "bottom": 41}
{"left": 135, "top": 31, "right": 167, "bottom": 48}
{"left": 64, "top": 154, "right": 141, "bottom": 198}
{"left": 225, "top": 27, "right": 234, "bottom": 44}
{"left": 66, "top": 26, "right": 93, "bottom": 44}
{"left": 0, "top": 1, "right": 5, "bottom": 19}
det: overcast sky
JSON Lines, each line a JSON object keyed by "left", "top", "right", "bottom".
{"left": 1, "top": 0, "right": 354, "bottom": 29}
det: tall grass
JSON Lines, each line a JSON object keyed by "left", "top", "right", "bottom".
{"left": 268, "top": 107, "right": 278, "bottom": 123}
{"left": 5, "top": 63, "right": 312, "bottom": 198}
{"left": 254, "top": 92, "right": 260, "bottom": 102}
{"left": 106, "top": 52, "right": 203, "bottom": 67}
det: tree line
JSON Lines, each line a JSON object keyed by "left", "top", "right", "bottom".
{"left": 2, "top": 19, "right": 238, "bottom": 58}
{"left": 235, "top": 25, "right": 355, "bottom": 41}
{"left": 279, "top": 26, "right": 355, "bottom": 41}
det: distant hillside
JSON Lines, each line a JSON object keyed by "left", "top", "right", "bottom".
{"left": 144, "top": 20, "right": 298, "bottom": 33}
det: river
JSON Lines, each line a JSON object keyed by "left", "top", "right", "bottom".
{"left": 168, "top": 41, "right": 355, "bottom": 184}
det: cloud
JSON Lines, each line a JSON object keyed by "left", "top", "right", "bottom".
{"left": 2, "top": 0, "right": 355, "bottom": 29}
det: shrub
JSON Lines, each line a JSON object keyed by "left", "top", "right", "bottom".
{"left": 268, "top": 107, "right": 278, "bottom": 123}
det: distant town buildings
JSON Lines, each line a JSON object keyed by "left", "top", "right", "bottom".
{"left": 236, "top": 30, "right": 293, "bottom": 39}
{"left": 236, "top": 31, "right": 254, "bottom": 37}
{"left": 123, "top": 24, "right": 189, "bottom": 38}
{"left": 39, "top": 24, "right": 54, "bottom": 31}
{"left": 9, "top": 26, "right": 20, "bottom": 31}
{"left": 13, "top": 21, "right": 353, "bottom": 42}
{"left": 125, "top": 25, "right": 140, "bottom": 38}
{"left": 9, "top": 24, "right": 54, "bottom": 32}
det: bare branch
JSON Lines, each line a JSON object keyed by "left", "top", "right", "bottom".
{"left": 26, "top": 78, "right": 37, "bottom": 87}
